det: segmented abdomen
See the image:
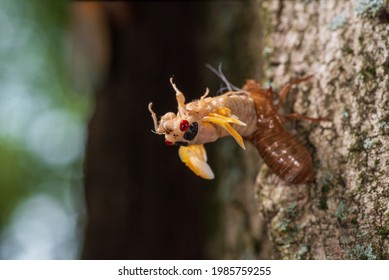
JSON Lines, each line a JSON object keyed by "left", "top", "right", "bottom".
{"left": 249, "top": 128, "right": 314, "bottom": 184}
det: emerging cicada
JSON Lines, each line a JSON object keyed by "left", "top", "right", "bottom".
{"left": 148, "top": 70, "right": 323, "bottom": 184}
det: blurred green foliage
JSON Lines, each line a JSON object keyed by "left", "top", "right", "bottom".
{"left": 0, "top": 0, "right": 90, "bottom": 258}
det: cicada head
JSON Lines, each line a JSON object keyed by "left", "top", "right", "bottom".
{"left": 148, "top": 77, "right": 201, "bottom": 147}
{"left": 162, "top": 116, "right": 199, "bottom": 147}
{"left": 148, "top": 104, "right": 200, "bottom": 146}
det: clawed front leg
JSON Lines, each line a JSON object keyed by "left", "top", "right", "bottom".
{"left": 284, "top": 113, "right": 330, "bottom": 122}
{"left": 277, "top": 75, "right": 314, "bottom": 110}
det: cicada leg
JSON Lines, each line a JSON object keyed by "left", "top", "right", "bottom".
{"left": 284, "top": 113, "right": 329, "bottom": 122}
{"left": 277, "top": 75, "right": 314, "bottom": 110}
{"left": 202, "top": 113, "right": 247, "bottom": 150}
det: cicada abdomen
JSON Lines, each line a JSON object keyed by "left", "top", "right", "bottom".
{"left": 249, "top": 128, "right": 314, "bottom": 184}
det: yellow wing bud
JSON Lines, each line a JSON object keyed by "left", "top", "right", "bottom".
{"left": 178, "top": 145, "right": 214, "bottom": 180}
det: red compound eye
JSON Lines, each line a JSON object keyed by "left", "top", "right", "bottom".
{"left": 179, "top": 120, "right": 189, "bottom": 131}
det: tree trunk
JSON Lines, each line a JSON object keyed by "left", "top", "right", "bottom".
{"left": 253, "top": 0, "right": 389, "bottom": 259}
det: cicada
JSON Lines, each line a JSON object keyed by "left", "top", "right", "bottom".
{"left": 148, "top": 69, "right": 323, "bottom": 184}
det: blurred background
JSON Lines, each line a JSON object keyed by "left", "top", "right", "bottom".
{"left": 0, "top": 1, "right": 263, "bottom": 259}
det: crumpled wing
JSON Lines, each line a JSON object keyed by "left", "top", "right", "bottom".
{"left": 178, "top": 144, "right": 214, "bottom": 180}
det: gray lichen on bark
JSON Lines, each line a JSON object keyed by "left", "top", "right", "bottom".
{"left": 256, "top": 0, "right": 389, "bottom": 259}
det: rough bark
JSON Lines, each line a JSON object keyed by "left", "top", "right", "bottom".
{"left": 254, "top": 0, "right": 389, "bottom": 259}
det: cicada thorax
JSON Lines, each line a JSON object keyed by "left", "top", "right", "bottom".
{"left": 199, "top": 92, "right": 258, "bottom": 138}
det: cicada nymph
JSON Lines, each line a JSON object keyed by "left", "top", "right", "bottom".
{"left": 148, "top": 70, "right": 323, "bottom": 184}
